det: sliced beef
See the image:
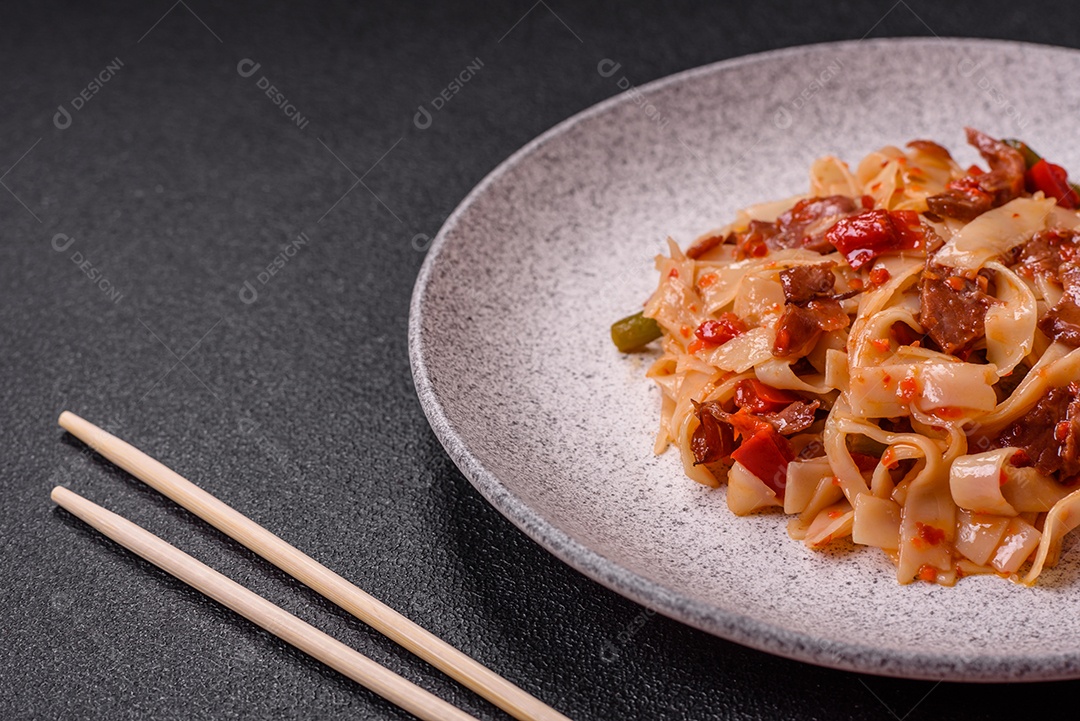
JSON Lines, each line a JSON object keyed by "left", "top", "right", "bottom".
{"left": 779, "top": 262, "right": 837, "bottom": 304}
{"left": 773, "top": 298, "right": 849, "bottom": 358}
{"left": 966, "top": 127, "right": 1027, "bottom": 204}
{"left": 686, "top": 231, "right": 729, "bottom": 260}
{"left": 926, "top": 127, "right": 1025, "bottom": 222}
{"left": 919, "top": 262, "right": 994, "bottom": 355}
{"left": 1011, "top": 229, "right": 1080, "bottom": 281}
{"left": 733, "top": 196, "right": 862, "bottom": 258}
{"left": 734, "top": 220, "right": 781, "bottom": 259}
{"left": 773, "top": 304, "right": 824, "bottom": 359}
{"left": 1038, "top": 262, "right": 1080, "bottom": 347}
{"left": 1014, "top": 230, "right": 1064, "bottom": 278}
{"left": 926, "top": 182, "right": 993, "bottom": 222}
{"left": 690, "top": 401, "right": 735, "bottom": 465}
{"left": 997, "top": 384, "right": 1080, "bottom": 478}
{"left": 761, "top": 400, "right": 821, "bottom": 435}
{"left": 774, "top": 196, "right": 861, "bottom": 253}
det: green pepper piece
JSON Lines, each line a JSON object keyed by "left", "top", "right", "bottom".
{"left": 611, "top": 311, "right": 662, "bottom": 352}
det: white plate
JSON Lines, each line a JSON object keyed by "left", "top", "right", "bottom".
{"left": 409, "top": 38, "right": 1080, "bottom": 681}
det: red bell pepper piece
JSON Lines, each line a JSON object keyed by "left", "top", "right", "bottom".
{"left": 1027, "top": 159, "right": 1080, "bottom": 209}
{"left": 723, "top": 408, "right": 772, "bottom": 440}
{"left": 694, "top": 313, "right": 747, "bottom": 347}
{"left": 730, "top": 428, "right": 794, "bottom": 497}
{"left": 825, "top": 209, "right": 926, "bottom": 270}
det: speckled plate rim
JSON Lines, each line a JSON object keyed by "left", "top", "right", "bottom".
{"left": 408, "top": 37, "right": 1080, "bottom": 682}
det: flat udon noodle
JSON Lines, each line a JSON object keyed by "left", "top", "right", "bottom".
{"left": 856, "top": 148, "right": 903, "bottom": 209}
{"left": 933, "top": 196, "right": 1056, "bottom": 270}
{"left": 971, "top": 343, "right": 1080, "bottom": 438}
{"left": 853, "top": 144, "right": 962, "bottom": 211}
{"left": 949, "top": 448, "right": 1020, "bottom": 517}
{"left": 983, "top": 260, "right": 1037, "bottom": 376}
{"left": 646, "top": 355, "right": 678, "bottom": 454}
{"left": 1024, "top": 487, "right": 1080, "bottom": 585}
{"left": 755, "top": 357, "right": 833, "bottom": 394}
{"left": 828, "top": 406, "right": 948, "bottom": 503}
{"left": 1034, "top": 272, "right": 1063, "bottom": 308}
{"left": 644, "top": 238, "right": 700, "bottom": 339}
{"left": 896, "top": 424, "right": 965, "bottom": 583}
{"left": 821, "top": 402, "right": 969, "bottom": 583}
{"left": 848, "top": 257, "right": 924, "bottom": 367}
{"left": 700, "top": 326, "right": 775, "bottom": 374}
{"left": 809, "top": 156, "right": 861, "bottom": 198}
{"left": 870, "top": 444, "right": 924, "bottom": 497}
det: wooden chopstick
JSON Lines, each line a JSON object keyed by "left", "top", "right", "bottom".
{"left": 58, "top": 411, "right": 572, "bottom": 721}
{"left": 51, "top": 486, "right": 480, "bottom": 721}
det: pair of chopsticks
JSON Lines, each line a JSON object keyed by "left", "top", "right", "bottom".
{"left": 53, "top": 411, "right": 571, "bottom": 721}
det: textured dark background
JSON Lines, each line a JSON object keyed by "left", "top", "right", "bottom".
{"left": 2, "top": 1, "right": 1078, "bottom": 719}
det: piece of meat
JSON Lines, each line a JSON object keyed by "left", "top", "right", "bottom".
{"left": 773, "top": 298, "right": 849, "bottom": 358}
{"left": 774, "top": 196, "right": 861, "bottom": 253}
{"left": 966, "top": 127, "right": 1026, "bottom": 205}
{"left": 1038, "top": 262, "right": 1080, "bottom": 346}
{"left": 925, "top": 128, "right": 1025, "bottom": 222}
{"left": 734, "top": 220, "right": 780, "bottom": 259}
{"left": 733, "top": 196, "right": 862, "bottom": 258}
{"left": 686, "top": 231, "right": 729, "bottom": 260}
{"left": 691, "top": 401, "right": 734, "bottom": 465}
{"left": 779, "top": 262, "right": 837, "bottom": 304}
{"left": 997, "top": 384, "right": 1080, "bottom": 478}
{"left": 919, "top": 262, "right": 994, "bottom": 355}
{"left": 1013, "top": 230, "right": 1062, "bottom": 278}
{"left": 1011, "top": 229, "right": 1080, "bottom": 281}
{"left": 773, "top": 305, "right": 824, "bottom": 359}
{"left": 926, "top": 180, "right": 993, "bottom": 222}
{"left": 761, "top": 400, "right": 821, "bottom": 435}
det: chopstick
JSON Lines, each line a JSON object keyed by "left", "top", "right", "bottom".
{"left": 51, "top": 486, "right": 480, "bottom": 721}
{"left": 58, "top": 411, "right": 571, "bottom": 721}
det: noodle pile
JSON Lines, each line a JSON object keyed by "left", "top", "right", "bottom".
{"left": 634, "top": 129, "right": 1080, "bottom": 585}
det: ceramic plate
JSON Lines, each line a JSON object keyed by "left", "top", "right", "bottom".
{"left": 409, "top": 38, "right": 1080, "bottom": 681}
